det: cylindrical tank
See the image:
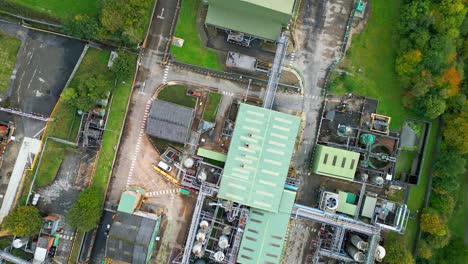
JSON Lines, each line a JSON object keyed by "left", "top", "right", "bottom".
{"left": 199, "top": 220, "right": 209, "bottom": 231}
{"left": 196, "top": 230, "right": 206, "bottom": 242}
{"left": 371, "top": 176, "right": 385, "bottom": 185}
{"left": 194, "top": 259, "right": 206, "bottom": 264}
{"left": 218, "top": 235, "right": 229, "bottom": 249}
{"left": 12, "top": 237, "right": 28, "bottom": 248}
{"left": 375, "top": 245, "right": 386, "bottom": 262}
{"left": 360, "top": 173, "right": 369, "bottom": 182}
{"left": 214, "top": 251, "right": 225, "bottom": 262}
{"left": 222, "top": 225, "right": 232, "bottom": 235}
{"left": 337, "top": 125, "right": 353, "bottom": 136}
{"left": 197, "top": 170, "right": 207, "bottom": 182}
{"left": 360, "top": 134, "right": 375, "bottom": 146}
{"left": 347, "top": 245, "right": 365, "bottom": 262}
{"left": 192, "top": 242, "right": 204, "bottom": 257}
{"left": 184, "top": 158, "right": 194, "bottom": 168}
{"left": 351, "top": 235, "right": 368, "bottom": 251}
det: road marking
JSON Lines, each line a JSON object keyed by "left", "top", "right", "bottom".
{"left": 145, "top": 189, "right": 178, "bottom": 197}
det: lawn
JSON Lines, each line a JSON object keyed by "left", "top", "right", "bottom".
{"left": 5, "top": 0, "right": 98, "bottom": 20}
{"left": 91, "top": 56, "right": 136, "bottom": 193}
{"left": 203, "top": 92, "right": 221, "bottom": 122}
{"left": 171, "top": 0, "right": 222, "bottom": 70}
{"left": 395, "top": 150, "right": 415, "bottom": 180}
{"left": 157, "top": 85, "right": 196, "bottom": 108}
{"left": 0, "top": 31, "right": 20, "bottom": 95}
{"left": 328, "top": 0, "right": 440, "bottom": 250}
{"left": 448, "top": 173, "right": 466, "bottom": 238}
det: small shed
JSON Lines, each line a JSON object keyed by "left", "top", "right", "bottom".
{"left": 146, "top": 100, "right": 194, "bottom": 144}
{"left": 361, "top": 196, "right": 377, "bottom": 219}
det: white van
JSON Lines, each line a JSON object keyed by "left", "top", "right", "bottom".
{"left": 157, "top": 161, "right": 172, "bottom": 172}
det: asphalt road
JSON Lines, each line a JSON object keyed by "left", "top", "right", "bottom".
{"left": 89, "top": 210, "right": 115, "bottom": 263}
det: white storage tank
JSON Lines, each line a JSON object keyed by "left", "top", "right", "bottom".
{"left": 218, "top": 235, "right": 229, "bottom": 249}
{"left": 214, "top": 251, "right": 225, "bottom": 262}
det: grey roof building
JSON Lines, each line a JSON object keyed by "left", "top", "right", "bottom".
{"left": 106, "top": 212, "right": 161, "bottom": 264}
{"left": 146, "top": 100, "right": 194, "bottom": 144}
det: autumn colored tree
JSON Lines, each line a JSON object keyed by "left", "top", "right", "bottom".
{"left": 420, "top": 209, "right": 447, "bottom": 236}
{"left": 1, "top": 206, "right": 43, "bottom": 236}
{"left": 396, "top": 49, "right": 423, "bottom": 76}
{"left": 443, "top": 112, "right": 468, "bottom": 154}
{"left": 385, "top": 236, "right": 415, "bottom": 264}
{"left": 440, "top": 66, "right": 461, "bottom": 97}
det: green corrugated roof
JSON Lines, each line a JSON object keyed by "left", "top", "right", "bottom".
{"left": 117, "top": 192, "right": 137, "bottom": 214}
{"left": 197, "top": 148, "right": 227, "bottom": 162}
{"left": 218, "top": 103, "right": 300, "bottom": 212}
{"left": 312, "top": 145, "right": 360, "bottom": 181}
{"left": 337, "top": 191, "right": 357, "bottom": 216}
{"left": 237, "top": 190, "right": 296, "bottom": 264}
{"left": 361, "top": 196, "right": 377, "bottom": 218}
{"left": 205, "top": 0, "right": 294, "bottom": 41}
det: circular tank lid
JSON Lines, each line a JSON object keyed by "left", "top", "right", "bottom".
{"left": 184, "top": 158, "right": 194, "bottom": 168}
{"left": 214, "top": 251, "right": 225, "bottom": 261}
{"left": 12, "top": 239, "right": 26, "bottom": 248}
{"left": 218, "top": 235, "right": 229, "bottom": 249}
{"left": 198, "top": 171, "right": 207, "bottom": 181}
{"left": 196, "top": 232, "right": 206, "bottom": 242}
{"left": 375, "top": 245, "right": 386, "bottom": 260}
{"left": 199, "top": 220, "right": 209, "bottom": 229}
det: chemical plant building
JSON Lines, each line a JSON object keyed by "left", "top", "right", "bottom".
{"left": 205, "top": 0, "right": 296, "bottom": 45}
{"left": 177, "top": 103, "right": 301, "bottom": 264}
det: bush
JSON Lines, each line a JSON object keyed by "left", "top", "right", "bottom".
{"left": 420, "top": 208, "right": 447, "bottom": 236}
{"left": 417, "top": 240, "right": 433, "bottom": 259}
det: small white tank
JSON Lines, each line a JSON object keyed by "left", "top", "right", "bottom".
{"left": 222, "top": 225, "right": 232, "bottom": 235}
{"left": 12, "top": 237, "right": 28, "bottom": 248}
{"left": 214, "top": 251, "right": 225, "bottom": 262}
{"left": 184, "top": 158, "right": 194, "bottom": 168}
{"left": 218, "top": 235, "right": 229, "bottom": 249}
{"left": 199, "top": 220, "right": 209, "bottom": 231}
{"left": 192, "top": 242, "right": 204, "bottom": 257}
{"left": 371, "top": 176, "right": 385, "bottom": 185}
{"left": 196, "top": 231, "right": 206, "bottom": 242}
{"left": 375, "top": 245, "right": 386, "bottom": 262}
{"left": 198, "top": 170, "right": 207, "bottom": 182}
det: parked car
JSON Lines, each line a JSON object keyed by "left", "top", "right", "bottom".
{"left": 32, "top": 193, "right": 40, "bottom": 206}
{"left": 157, "top": 161, "right": 173, "bottom": 172}
{"left": 187, "top": 89, "right": 202, "bottom": 97}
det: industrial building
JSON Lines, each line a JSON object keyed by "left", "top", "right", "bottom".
{"left": 105, "top": 188, "right": 162, "bottom": 264}
{"left": 146, "top": 100, "right": 195, "bottom": 144}
{"left": 205, "top": 0, "right": 296, "bottom": 45}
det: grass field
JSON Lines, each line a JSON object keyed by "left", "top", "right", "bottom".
{"left": 158, "top": 85, "right": 196, "bottom": 108}
{"left": 203, "top": 93, "right": 222, "bottom": 122}
{"left": 0, "top": 32, "right": 20, "bottom": 95}
{"left": 91, "top": 55, "right": 136, "bottom": 193}
{"left": 449, "top": 174, "right": 466, "bottom": 238}
{"left": 328, "top": 0, "right": 440, "bottom": 250}
{"left": 171, "top": 0, "right": 222, "bottom": 70}
{"left": 6, "top": 0, "right": 98, "bottom": 20}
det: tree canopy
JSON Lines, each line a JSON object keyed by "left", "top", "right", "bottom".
{"left": 1, "top": 206, "right": 43, "bottom": 237}
{"left": 420, "top": 209, "right": 447, "bottom": 236}
{"left": 111, "top": 52, "right": 134, "bottom": 82}
{"left": 443, "top": 112, "right": 468, "bottom": 154}
{"left": 67, "top": 188, "right": 102, "bottom": 232}
{"left": 61, "top": 73, "right": 110, "bottom": 111}
{"left": 384, "top": 236, "right": 415, "bottom": 264}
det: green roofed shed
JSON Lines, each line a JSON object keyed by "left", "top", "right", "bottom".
{"left": 197, "top": 148, "right": 227, "bottom": 162}
{"left": 337, "top": 191, "right": 357, "bottom": 216}
{"left": 312, "top": 145, "right": 360, "bottom": 181}
{"left": 205, "top": 0, "right": 295, "bottom": 41}
{"left": 237, "top": 190, "right": 296, "bottom": 264}
{"left": 118, "top": 192, "right": 138, "bottom": 214}
{"left": 218, "top": 103, "right": 300, "bottom": 212}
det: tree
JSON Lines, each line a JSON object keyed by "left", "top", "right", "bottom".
{"left": 417, "top": 239, "right": 433, "bottom": 259}
{"left": 434, "top": 144, "right": 467, "bottom": 178}
{"left": 420, "top": 209, "right": 447, "bottom": 236}
{"left": 440, "top": 66, "right": 462, "bottom": 97}
{"left": 429, "top": 193, "right": 455, "bottom": 215}
{"left": 415, "top": 93, "right": 447, "bottom": 119}
{"left": 63, "top": 15, "right": 101, "bottom": 39}
{"left": 67, "top": 188, "right": 102, "bottom": 232}
{"left": 426, "top": 232, "right": 451, "bottom": 249}
{"left": 1, "top": 206, "right": 43, "bottom": 236}
{"left": 396, "top": 49, "right": 423, "bottom": 76}
{"left": 443, "top": 112, "right": 468, "bottom": 154}
{"left": 100, "top": 0, "right": 125, "bottom": 33}
{"left": 434, "top": 237, "right": 468, "bottom": 264}
{"left": 61, "top": 73, "right": 110, "bottom": 111}
{"left": 410, "top": 70, "right": 434, "bottom": 97}
{"left": 432, "top": 174, "right": 459, "bottom": 195}
{"left": 110, "top": 52, "right": 133, "bottom": 82}
{"left": 385, "top": 236, "right": 415, "bottom": 264}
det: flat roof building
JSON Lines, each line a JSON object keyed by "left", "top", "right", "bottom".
{"left": 205, "top": 0, "right": 295, "bottom": 41}
{"left": 146, "top": 100, "right": 194, "bottom": 144}
{"left": 106, "top": 212, "right": 161, "bottom": 264}
{"left": 237, "top": 190, "right": 296, "bottom": 264}
{"left": 312, "top": 145, "right": 360, "bottom": 181}
{"left": 218, "top": 103, "right": 300, "bottom": 212}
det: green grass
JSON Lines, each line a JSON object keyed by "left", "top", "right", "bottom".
{"left": 328, "top": 0, "right": 440, "bottom": 250}
{"left": 6, "top": 0, "right": 98, "bottom": 20}
{"left": 0, "top": 32, "right": 20, "bottom": 94}
{"left": 203, "top": 93, "right": 221, "bottom": 122}
{"left": 91, "top": 56, "right": 136, "bottom": 193}
{"left": 69, "top": 231, "right": 83, "bottom": 262}
{"left": 150, "top": 137, "right": 184, "bottom": 153}
{"left": 33, "top": 49, "right": 111, "bottom": 188}
{"left": 395, "top": 150, "right": 415, "bottom": 180}
{"left": 157, "top": 85, "right": 196, "bottom": 108}
{"left": 448, "top": 173, "right": 466, "bottom": 239}
{"left": 171, "top": 0, "right": 222, "bottom": 70}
